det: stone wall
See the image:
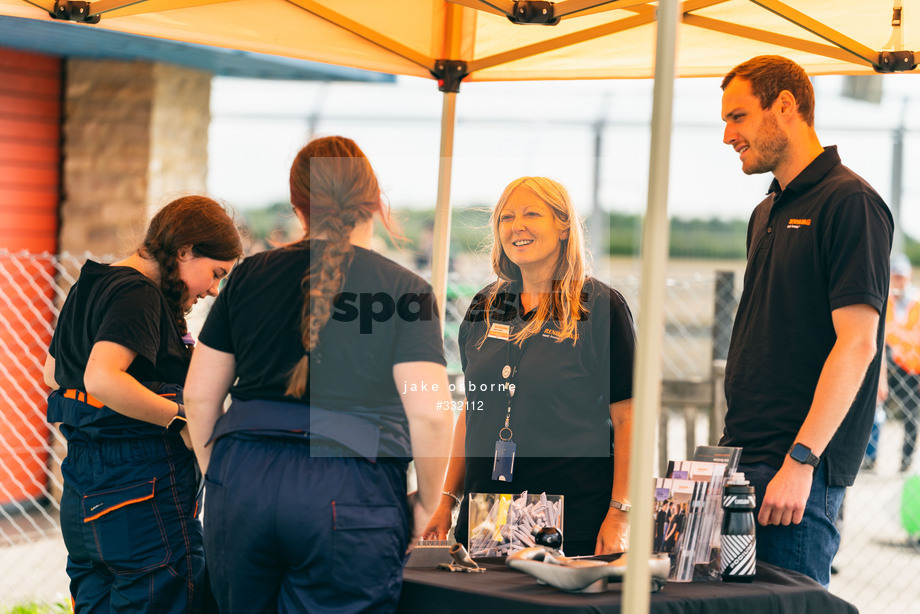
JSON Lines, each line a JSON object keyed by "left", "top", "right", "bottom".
{"left": 59, "top": 60, "right": 211, "bottom": 257}
{"left": 148, "top": 62, "right": 211, "bottom": 212}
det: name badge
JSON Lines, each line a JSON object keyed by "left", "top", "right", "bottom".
{"left": 492, "top": 439, "right": 516, "bottom": 482}
{"left": 488, "top": 323, "right": 511, "bottom": 341}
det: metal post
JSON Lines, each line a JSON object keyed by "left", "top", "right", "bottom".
{"left": 623, "top": 0, "right": 679, "bottom": 610}
{"left": 891, "top": 98, "right": 906, "bottom": 256}
{"left": 710, "top": 359, "right": 727, "bottom": 447}
{"left": 590, "top": 120, "right": 605, "bottom": 257}
{"left": 431, "top": 91, "right": 457, "bottom": 325}
{"left": 709, "top": 271, "right": 735, "bottom": 445}
{"left": 590, "top": 93, "right": 610, "bottom": 259}
{"left": 711, "top": 271, "right": 736, "bottom": 362}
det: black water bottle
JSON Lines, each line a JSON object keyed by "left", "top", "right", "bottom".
{"left": 720, "top": 472, "right": 756, "bottom": 582}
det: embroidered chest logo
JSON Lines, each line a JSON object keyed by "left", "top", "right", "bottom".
{"left": 541, "top": 327, "right": 578, "bottom": 342}
{"left": 787, "top": 218, "right": 812, "bottom": 229}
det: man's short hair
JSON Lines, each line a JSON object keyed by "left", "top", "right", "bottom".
{"left": 721, "top": 55, "right": 815, "bottom": 126}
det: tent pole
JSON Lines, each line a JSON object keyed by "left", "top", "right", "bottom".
{"left": 623, "top": 0, "right": 679, "bottom": 610}
{"left": 431, "top": 90, "right": 458, "bottom": 325}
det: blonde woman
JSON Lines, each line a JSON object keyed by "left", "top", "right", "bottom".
{"left": 423, "top": 176, "right": 635, "bottom": 556}
{"left": 184, "top": 137, "right": 452, "bottom": 613}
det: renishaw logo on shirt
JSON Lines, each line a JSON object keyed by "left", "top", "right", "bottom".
{"left": 787, "top": 218, "right": 812, "bottom": 229}
{"left": 541, "top": 327, "right": 578, "bottom": 342}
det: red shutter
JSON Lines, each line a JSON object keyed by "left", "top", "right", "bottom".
{"left": 0, "top": 48, "right": 61, "bottom": 253}
{"left": 0, "top": 48, "right": 61, "bottom": 506}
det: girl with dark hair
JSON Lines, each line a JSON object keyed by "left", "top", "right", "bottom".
{"left": 184, "top": 136, "right": 452, "bottom": 613}
{"left": 43, "top": 195, "right": 243, "bottom": 613}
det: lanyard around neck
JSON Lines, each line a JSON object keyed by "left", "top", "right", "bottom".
{"left": 500, "top": 323, "right": 532, "bottom": 441}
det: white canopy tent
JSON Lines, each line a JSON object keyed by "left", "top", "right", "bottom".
{"left": 3, "top": 1, "right": 916, "bottom": 610}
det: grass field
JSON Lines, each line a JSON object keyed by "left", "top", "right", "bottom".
{"left": 0, "top": 602, "right": 69, "bottom": 614}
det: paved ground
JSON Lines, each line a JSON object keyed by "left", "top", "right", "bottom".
{"left": 827, "top": 420, "right": 920, "bottom": 614}
{"left": 0, "top": 509, "right": 68, "bottom": 608}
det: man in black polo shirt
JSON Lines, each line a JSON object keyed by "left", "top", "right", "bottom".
{"left": 719, "top": 55, "right": 893, "bottom": 587}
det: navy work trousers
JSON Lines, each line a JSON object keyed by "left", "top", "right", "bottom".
{"left": 203, "top": 435, "right": 410, "bottom": 613}
{"left": 60, "top": 434, "right": 209, "bottom": 613}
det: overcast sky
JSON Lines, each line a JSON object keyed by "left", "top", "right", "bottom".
{"left": 208, "top": 72, "right": 920, "bottom": 238}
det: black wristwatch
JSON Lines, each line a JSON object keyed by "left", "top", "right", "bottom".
{"left": 788, "top": 442, "right": 820, "bottom": 468}
{"left": 166, "top": 403, "right": 187, "bottom": 434}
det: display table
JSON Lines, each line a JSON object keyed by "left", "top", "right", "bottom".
{"left": 397, "top": 559, "right": 857, "bottom": 614}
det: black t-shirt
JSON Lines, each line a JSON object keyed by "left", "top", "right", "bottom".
{"left": 49, "top": 260, "right": 190, "bottom": 391}
{"left": 722, "top": 146, "right": 893, "bottom": 486}
{"left": 453, "top": 278, "right": 635, "bottom": 554}
{"left": 199, "top": 241, "right": 446, "bottom": 410}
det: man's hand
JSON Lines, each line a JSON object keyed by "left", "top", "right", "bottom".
{"left": 757, "top": 458, "right": 814, "bottom": 526}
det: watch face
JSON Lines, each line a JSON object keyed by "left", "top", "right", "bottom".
{"left": 790, "top": 443, "right": 818, "bottom": 466}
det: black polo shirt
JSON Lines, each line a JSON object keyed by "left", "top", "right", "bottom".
{"left": 721, "top": 146, "right": 893, "bottom": 486}
{"left": 453, "top": 278, "right": 636, "bottom": 554}
{"left": 199, "top": 241, "right": 446, "bottom": 407}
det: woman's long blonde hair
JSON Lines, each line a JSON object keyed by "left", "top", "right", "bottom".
{"left": 284, "top": 136, "right": 398, "bottom": 398}
{"left": 478, "top": 177, "right": 589, "bottom": 347}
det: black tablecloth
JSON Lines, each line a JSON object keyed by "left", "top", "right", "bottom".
{"left": 397, "top": 560, "right": 858, "bottom": 614}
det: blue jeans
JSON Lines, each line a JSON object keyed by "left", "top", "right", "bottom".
{"left": 864, "top": 404, "right": 885, "bottom": 464}
{"left": 739, "top": 461, "right": 845, "bottom": 588}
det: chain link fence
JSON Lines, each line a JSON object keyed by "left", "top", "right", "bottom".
{"left": 0, "top": 249, "right": 78, "bottom": 608}
{"left": 1, "top": 250, "right": 918, "bottom": 612}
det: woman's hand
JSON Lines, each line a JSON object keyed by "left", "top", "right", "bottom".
{"left": 420, "top": 498, "right": 455, "bottom": 541}
{"left": 595, "top": 509, "right": 629, "bottom": 555}
{"left": 407, "top": 491, "right": 442, "bottom": 551}
{"left": 394, "top": 362, "right": 453, "bottom": 549}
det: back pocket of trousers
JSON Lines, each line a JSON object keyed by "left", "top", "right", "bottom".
{"left": 82, "top": 479, "right": 170, "bottom": 573}
{"left": 331, "top": 503, "right": 404, "bottom": 593}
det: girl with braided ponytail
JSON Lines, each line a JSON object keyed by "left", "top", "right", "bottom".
{"left": 185, "top": 136, "right": 452, "bottom": 613}
{"left": 43, "top": 195, "right": 242, "bottom": 613}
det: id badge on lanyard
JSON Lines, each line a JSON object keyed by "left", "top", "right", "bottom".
{"left": 492, "top": 323, "right": 521, "bottom": 483}
{"left": 492, "top": 438, "right": 516, "bottom": 482}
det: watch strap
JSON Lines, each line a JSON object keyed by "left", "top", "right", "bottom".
{"left": 166, "top": 403, "right": 187, "bottom": 434}
{"left": 609, "top": 499, "right": 631, "bottom": 513}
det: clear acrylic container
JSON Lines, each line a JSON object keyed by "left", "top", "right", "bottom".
{"left": 467, "top": 491, "right": 563, "bottom": 557}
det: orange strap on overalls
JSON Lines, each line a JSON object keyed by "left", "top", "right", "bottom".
{"left": 63, "top": 388, "right": 105, "bottom": 408}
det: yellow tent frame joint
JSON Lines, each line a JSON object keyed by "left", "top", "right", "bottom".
{"left": 876, "top": 50, "right": 917, "bottom": 73}
{"left": 506, "top": 1, "right": 560, "bottom": 25}
{"left": 48, "top": 0, "right": 100, "bottom": 22}
{"left": 432, "top": 59, "right": 469, "bottom": 93}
